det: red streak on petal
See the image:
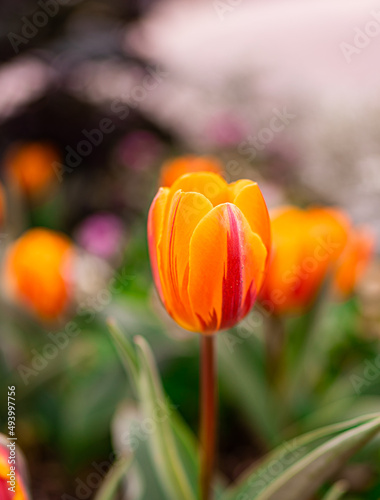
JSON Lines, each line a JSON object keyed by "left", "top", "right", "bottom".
{"left": 0, "top": 478, "right": 8, "bottom": 499}
{"left": 241, "top": 280, "right": 257, "bottom": 318}
{"left": 220, "top": 204, "right": 244, "bottom": 329}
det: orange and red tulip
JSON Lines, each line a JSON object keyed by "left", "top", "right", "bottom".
{"left": 260, "top": 206, "right": 350, "bottom": 314}
{"left": 148, "top": 172, "right": 271, "bottom": 333}
{"left": 0, "top": 435, "right": 29, "bottom": 500}
{"left": 5, "top": 142, "right": 59, "bottom": 198}
{"left": 159, "top": 156, "right": 223, "bottom": 187}
{"left": 4, "top": 228, "right": 74, "bottom": 320}
{"left": 333, "top": 226, "right": 375, "bottom": 297}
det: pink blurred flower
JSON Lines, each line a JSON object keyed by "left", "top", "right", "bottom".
{"left": 75, "top": 213, "right": 125, "bottom": 261}
{"left": 117, "top": 130, "right": 163, "bottom": 170}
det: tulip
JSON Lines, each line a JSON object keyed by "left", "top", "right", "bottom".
{"left": 148, "top": 171, "right": 270, "bottom": 500}
{"left": 0, "top": 434, "right": 29, "bottom": 500}
{"left": 259, "top": 206, "right": 351, "bottom": 390}
{"left": 148, "top": 172, "right": 271, "bottom": 333}
{"left": 4, "top": 228, "right": 74, "bottom": 320}
{"left": 5, "top": 142, "right": 59, "bottom": 198}
{"left": 159, "top": 156, "right": 224, "bottom": 187}
{"left": 259, "top": 205, "right": 371, "bottom": 315}
{"left": 334, "top": 227, "right": 375, "bottom": 297}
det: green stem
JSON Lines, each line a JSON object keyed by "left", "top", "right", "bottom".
{"left": 200, "top": 334, "right": 217, "bottom": 500}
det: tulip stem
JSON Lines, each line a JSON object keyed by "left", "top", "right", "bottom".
{"left": 200, "top": 334, "right": 217, "bottom": 500}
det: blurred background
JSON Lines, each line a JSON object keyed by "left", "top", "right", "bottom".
{"left": 1, "top": 0, "right": 380, "bottom": 498}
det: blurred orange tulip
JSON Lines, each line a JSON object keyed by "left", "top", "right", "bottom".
{"left": 4, "top": 229, "right": 74, "bottom": 320}
{"left": 5, "top": 142, "right": 59, "bottom": 197}
{"left": 148, "top": 172, "right": 271, "bottom": 333}
{"left": 159, "top": 155, "right": 223, "bottom": 187}
{"left": 260, "top": 206, "right": 351, "bottom": 314}
{"left": 0, "top": 435, "right": 29, "bottom": 500}
{"left": 334, "top": 227, "right": 375, "bottom": 297}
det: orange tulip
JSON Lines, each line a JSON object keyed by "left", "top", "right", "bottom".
{"left": 148, "top": 172, "right": 271, "bottom": 333}
{"left": 334, "top": 226, "right": 375, "bottom": 297}
{"left": 159, "top": 156, "right": 223, "bottom": 187}
{"left": 5, "top": 142, "right": 59, "bottom": 197}
{"left": 0, "top": 435, "right": 29, "bottom": 500}
{"left": 4, "top": 228, "right": 74, "bottom": 320}
{"left": 259, "top": 206, "right": 350, "bottom": 314}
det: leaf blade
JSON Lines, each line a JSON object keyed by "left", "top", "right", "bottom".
{"left": 94, "top": 456, "right": 132, "bottom": 500}
{"left": 134, "top": 335, "right": 197, "bottom": 500}
{"left": 223, "top": 414, "right": 380, "bottom": 500}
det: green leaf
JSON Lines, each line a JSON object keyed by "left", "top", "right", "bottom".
{"left": 107, "top": 319, "right": 139, "bottom": 384}
{"left": 106, "top": 320, "right": 197, "bottom": 500}
{"left": 321, "top": 480, "right": 349, "bottom": 500}
{"left": 111, "top": 403, "right": 167, "bottom": 500}
{"left": 222, "top": 414, "right": 380, "bottom": 500}
{"left": 94, "top": 455, "right": 132, "bottom": 500}
{"left": 134, "top": 336, "right": 197, "bottom": 500}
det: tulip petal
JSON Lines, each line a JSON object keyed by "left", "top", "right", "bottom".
{"left": 5, "top": 229, "right": 72, "bottom": 320}
{"left": 232, "top": 181, "right": 271, "bottom": 255}
{"left": 259, "top": 208, "right": 307, "bottom": 312}
{"left": 334, "top": 227, "right": 375, "bottom": 296}
{"left": 147, "top": 187, "right": 169, "bottom": 301}
{"left": 307, "top": 208, "right": 350, "bottom": 262}
{"left": 158, "top": 190, "right": 213, "bottom": 330}
{"left": 168, "top": 172, "right": 228, "bottom": 209}
{"left": 260, "top": 206, "right": 351, "bottom": 314}
{"left": 160, "top": 155, "right": 223, "bottom": 187}
{"left": 188, "top": 203, "right": 267, "bottom": 333}
{"left": 228, "top": 179, "right": 253, "bottom": 200}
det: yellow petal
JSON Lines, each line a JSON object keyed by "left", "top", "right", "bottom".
{"left": 168, "top": 172, "right": 228, "bottom": 209}
{"left": 158, "top": 190, "right": 213, "bottom": 330}
{"left": 228, "top": 179, "right": 253, "bottom": 200}
{"left": 232, "top": 181, "right": 271, "bottom": 255}
{"left": 159, "top": 155, "right": 223, "bottom": 187}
